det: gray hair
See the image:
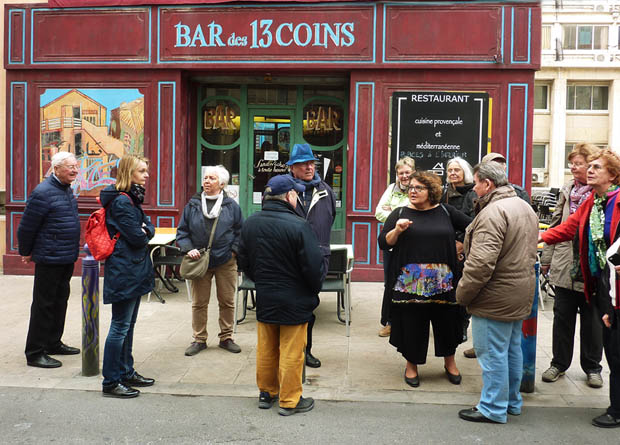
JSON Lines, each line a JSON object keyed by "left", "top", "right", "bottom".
{"left": 203, "top": 165, "right": 230, "bottom": 186}
{"left": 446, "top": 157, "right": 474, "bottom": 184}
{"left": 474, "top": 162, "right": 509, "bottom": 187}
{"left": 51, "top": 152, "right": 77, "bottom": 169}
{"left": 263, "top": 187, "right": 288, "bottom": 202}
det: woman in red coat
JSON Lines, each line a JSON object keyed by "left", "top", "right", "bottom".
{"left": 540, "top": 149, "right": 620, "bottom": 428}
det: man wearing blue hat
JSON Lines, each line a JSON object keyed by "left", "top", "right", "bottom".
{"left": 238, "top": 174, "right": 325, "bottom": 416}
{"left": 287, "top": 143, "right": 336, "bottom": 368}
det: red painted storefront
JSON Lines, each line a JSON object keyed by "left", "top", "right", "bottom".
{"left": 4, "top": 1, "right": 541, "bottom": 280}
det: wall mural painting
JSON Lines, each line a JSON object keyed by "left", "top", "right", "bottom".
{"left": 40, "top": 88, "right": 145, "bottom": 197}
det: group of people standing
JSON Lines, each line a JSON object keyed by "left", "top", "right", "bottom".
{"left": 16, "top": 143, "right": 335, "bottom": 416}
{"left": 17, "top": 142, "right": 620, "bottom": 426}
{"left": 376, "top": 153, "right": 539, "bottom": 424}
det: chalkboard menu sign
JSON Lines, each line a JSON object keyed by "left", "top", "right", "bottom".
{"left": 390, "top": 91, "right": 490, "bottom": 182}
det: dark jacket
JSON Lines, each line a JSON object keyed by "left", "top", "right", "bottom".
{"left": 237, "top": 199, "right": 325, "bottom": 325}
{"left": 176, "top": 192, "right": 243, "bottom": 269}
{"left": 100, "top": 185, "right": 155, "bottom": 304}
{"left": 17, "top": 175, "right": 80, "bottom": 264}
{"left": 512, "top": 183, "right": 531, "bottom": 204}
{"left": 291, "top": 174, "right": 336, "bottom": 258}
{"left": 442, "top": 182, "right": 476, "bottom": 242}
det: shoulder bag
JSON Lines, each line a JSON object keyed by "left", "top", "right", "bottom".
{"left": 179, "top": 213, "right": 220, "bottom": 280}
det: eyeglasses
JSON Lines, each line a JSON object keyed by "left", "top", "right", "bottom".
{"left": 61, "top": 164, "right": 79, "bottom": 171}
{"left": 568, "top": 162, "right": 586, "bottom": 169}
{"left": 408, "top": 185, "right": 428, "bottom": 193}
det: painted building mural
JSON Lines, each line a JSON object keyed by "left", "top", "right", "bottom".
{"left": 39, "top": 88, "right": 144, "bottom": 196}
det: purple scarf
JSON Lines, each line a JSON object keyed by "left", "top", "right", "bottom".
{"left": 569, "top": 180, "right": 592, "bottom": 215}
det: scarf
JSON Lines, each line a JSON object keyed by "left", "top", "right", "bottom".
{"left": 129, "top": 184, "right": 145, "bottom": 204}
{"left": 201, "top": 191, "right": 223, "bottom": 219}
{"left": 569, "top": 180, "right": 592, "bottom": 214}
{"left": 589, "top": 185, "right": 620, "bottom": 270}
{"left": 291, "top": 172, "right": 322, "bottom": 209}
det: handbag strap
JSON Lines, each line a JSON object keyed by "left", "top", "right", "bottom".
{"left": 204, "top": 213, "right": 220, "bottom": 253}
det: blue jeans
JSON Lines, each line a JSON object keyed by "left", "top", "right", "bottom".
{"left": 102, "top": 296, "right": 141, "bottom": 387}
{"left": 472, "top": 315, "right": 523, "bottom": 423}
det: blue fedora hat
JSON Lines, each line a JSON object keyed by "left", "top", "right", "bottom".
{"left": 286, "top": 143, "right": 319, "bottom": 166}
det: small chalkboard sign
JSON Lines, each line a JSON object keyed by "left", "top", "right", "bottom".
{"left": 390, "top": 91, "right": 490, "bottom": 182}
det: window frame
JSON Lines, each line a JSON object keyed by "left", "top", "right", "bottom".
{"left": 566, "top": 84, "right": 609, "bottom": 113}
{"left": 534, "top": 84, "right": 550, "bottom": 112}
{"left": 562, "top": 24, "right": 609, "bottom": 51}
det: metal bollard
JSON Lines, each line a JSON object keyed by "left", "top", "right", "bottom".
{"left": 81, "top": 244, "right": 100, "bottom": 376}
{"left": 520, "top": 262, "right": 540, "bottom": 393}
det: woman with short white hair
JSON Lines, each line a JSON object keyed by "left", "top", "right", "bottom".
{"left": 177, "top": 165, "right": 244, "bottom": 356}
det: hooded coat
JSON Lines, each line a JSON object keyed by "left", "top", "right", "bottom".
{"left": 100, "top": 185, "right": 155, "bottom": 304}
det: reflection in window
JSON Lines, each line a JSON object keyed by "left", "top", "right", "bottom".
{"left": 532, "top": 144, "right": 546, "bottom": 169}
{"left": 303, "top": 102, "right": 344, "bottom": 146}
{"left": 248, "top": 86, "right": 296, "bottom": 105}
{"left": 252, "top": 116, "right": 291, "bottom": 194}
{"left": 534, "top": 85, "right": 548, "bottom": 110}
{"left": 314, "top": 147, "right": 344, "bottom": 203}
{"left": 202, "top": 100, "right": 241, "bottom": 146}
{"left": 563, "top": 25, "right": 608, "bottom": 50}
{"left": 567, "top": 85, "right": 608, "bottom": 110}
{"left": 201, "top": 145, "right": 240, "bottom": 187}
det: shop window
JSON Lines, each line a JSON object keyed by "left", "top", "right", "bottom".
{"left": 303, "top": 87, "right": 346, "bottom": 102}
{"left": 316, "top": 147, "right": 344, "bottom": 204}
{"left": 247, "top": 86, "right": 296, "bottom": 105}
{"left": 203, "top": 85, "right": 241, "bottom": 101}
{"left": 202, "top": 100, "right": 241, "bottom": 146}
{"left": 566, "top": 85, "right": 608, "bottom": 110}
{"left": 534, "top": 85, "right": 549, "bottom": 111}
{"left": 532, "top": 144, "right": 547, "bottom": 169}
{"left": 562, "top": 25, "right": 608, "bottom": 50}
{"left": 302, "top": 100, "right": 344, "bottom": 146}
{"left": 201, "top": 145, "right": 241, "bottom": 189}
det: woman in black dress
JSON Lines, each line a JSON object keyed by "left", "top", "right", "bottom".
{"left": 378, "top": 171, "right": 472, "bottom": 387}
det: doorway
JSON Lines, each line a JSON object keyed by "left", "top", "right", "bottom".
{"left": 196, "top": 80, "right": 347, "bottom": 229}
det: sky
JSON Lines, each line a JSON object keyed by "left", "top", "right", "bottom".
{"left": 40, "top": 88, "right": 143, "bottom": 124}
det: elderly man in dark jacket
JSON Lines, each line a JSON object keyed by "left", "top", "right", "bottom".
{"left": 288, "top": 143, "right": 336, "bottom": 368}
{"left": 18, "top": 152, "right": 81, "bottom": 368}
{"left": 238, "top": 174, "right": 325, "bottom": 417}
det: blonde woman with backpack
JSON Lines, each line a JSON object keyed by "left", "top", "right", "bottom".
{"left": 100, "top": 154, "right": 155, "bottom": 399}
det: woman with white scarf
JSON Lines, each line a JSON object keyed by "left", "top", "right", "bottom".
{"left": 177, "top": 165, "right": 244, "bottom": 357}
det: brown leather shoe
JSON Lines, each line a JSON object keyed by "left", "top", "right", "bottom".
{"left": 463, "top": 348, "right": 477, "bottom": 359}
{"left": 378, "top": 325, "right": 391, "bottom": 337}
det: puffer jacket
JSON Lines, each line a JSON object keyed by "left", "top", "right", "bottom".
{"left": 17, "top": 175, "right": 80, "bottom": 264}
{"left": 375, "top": 183, "right": 410, "bottom": 223}
{"left": 456, "top": 185, "right": 539, "bottom": 321}
{"left": 540, "top": 182, "right": 585, "bottom": 291}
{"left": 237, "top": 199, "right": 324, "bottom": 325}
{"left": 175, "top": 192, "right": 243, "bottom": 270}
{"left": 100, "top": 185, "right": 155, "bottom": 304}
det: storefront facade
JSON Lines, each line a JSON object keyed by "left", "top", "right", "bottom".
{"left": 3, "top": 0, "right": 541, "bottom": 280}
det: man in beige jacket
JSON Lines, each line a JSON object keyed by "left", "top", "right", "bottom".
{"left": 456, "top": 162, "right": 538, "bottom": 424}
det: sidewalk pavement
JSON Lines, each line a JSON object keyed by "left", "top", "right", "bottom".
{"left": 0, "top": 274, "right": 610, "bottom": 410}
